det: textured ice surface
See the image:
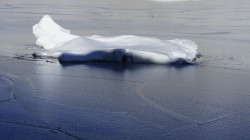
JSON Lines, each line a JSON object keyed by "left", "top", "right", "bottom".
{"left": 0, "top": 75, "right": 14, "bottom": 101}
{"left": 33, "top": 15, "right": 198, "bottom": 64}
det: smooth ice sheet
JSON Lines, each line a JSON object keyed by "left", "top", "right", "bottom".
{"left": 151, "top": 0, "right": 201, "bottom": 2}
{"left": 33, "top": 15, "right": 198, "bottom": 64}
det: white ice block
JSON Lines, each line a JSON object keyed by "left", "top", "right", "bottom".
{"left": 33, "top": 15, "right": 198, "bottom": 64}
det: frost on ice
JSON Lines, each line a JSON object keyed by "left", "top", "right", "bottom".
{"left": 33, "top": 15, "right": 198, "bottom": 64}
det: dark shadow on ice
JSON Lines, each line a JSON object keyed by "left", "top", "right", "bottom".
{"left": 60, "top": 62, "right": 152, "bottom": 73}
{"left": 60, "top": 60, "right": 198, "bottom": 73}
{"left": 59, "top": 53, "right": 201, "bottom": 71}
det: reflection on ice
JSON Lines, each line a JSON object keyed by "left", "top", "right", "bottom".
{"left": 33, "top": 15, "right": 198, "bottom": 64}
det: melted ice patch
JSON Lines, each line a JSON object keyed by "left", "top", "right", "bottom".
{"left": 33, "top": 15, "right": 198, "bottom": 64}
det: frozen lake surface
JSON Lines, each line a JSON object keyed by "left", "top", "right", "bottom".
{"left": 1, "top": 0, "right": 250, "bottom": 139}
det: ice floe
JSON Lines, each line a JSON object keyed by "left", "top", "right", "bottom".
{"left": 33, "top": 15, "right": 198, "bottom": 64}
